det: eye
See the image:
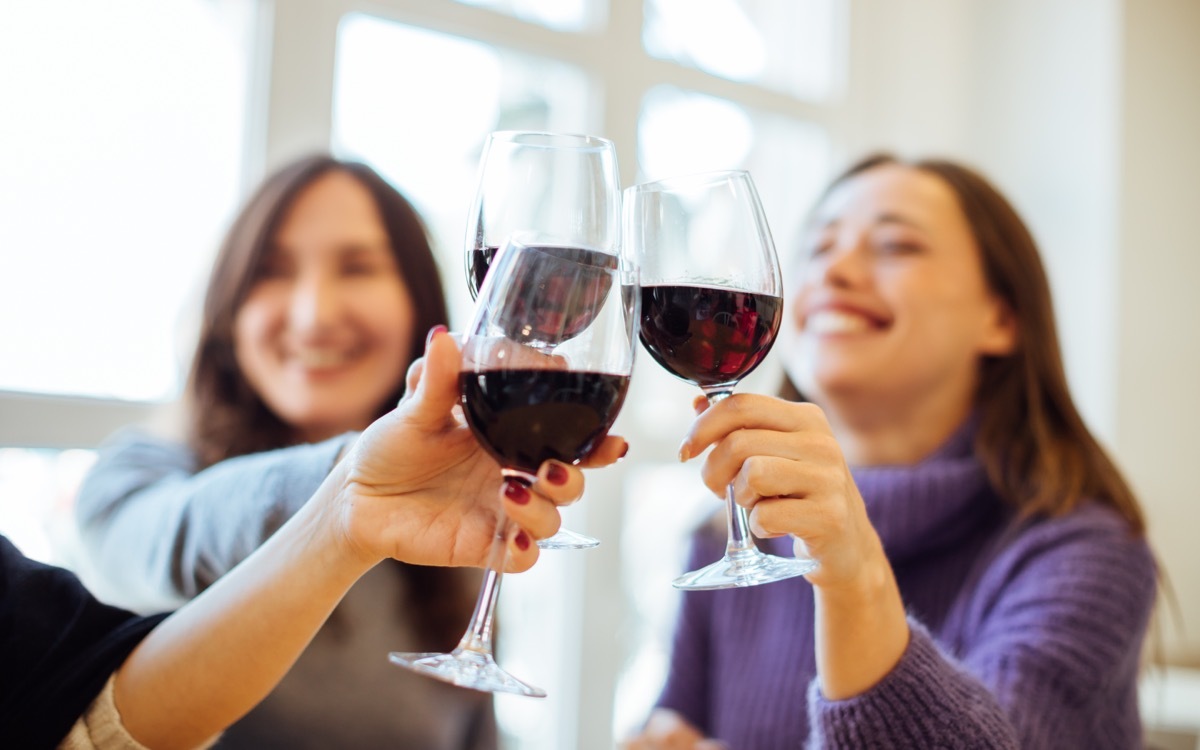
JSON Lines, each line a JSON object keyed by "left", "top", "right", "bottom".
{"left": 339, "top": 247, "right": 394, "bottom": 277}
{"left": 880, "top": 241, "right": 920, "bottom": 254}
{"left": 341, "top": 258, "right": 378, "bottom": 276}
{"left": 807, "top": 233, "right": 836, "bottom": 257}
{"left": 255, "top": 253, "right": 294, "bottom": 280}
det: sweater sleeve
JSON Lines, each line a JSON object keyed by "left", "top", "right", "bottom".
{"left": 807, "top": 507, "right": 1157, "bottom": 749}
{"left": 73, "top": 429, "right": 353, "bottom": 613}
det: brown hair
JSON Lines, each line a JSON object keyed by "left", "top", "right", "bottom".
{"left": 187, "top": 154, "right": 473, "bottom": 650}
{"left": 783, "top": 152, "right": 1145, "bottom": 532}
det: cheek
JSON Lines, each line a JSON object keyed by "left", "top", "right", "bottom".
{"left": 361, "top": 285, "right": 418, "bottom": 366}
{"left": 232, "top": 297, "right": 277, "bottom": 368}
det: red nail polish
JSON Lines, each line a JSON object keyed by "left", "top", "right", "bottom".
{"left": 504, "top": 480, "right": 530, "bottom": 504}
{"left": 546, "top": 463, "right": 569, "bottom": 486}
{"left": 425, "top": 324, "right": 448, "bottom": 348}
{"left": 619, "top": 442, "right": 630, "bottom": 459}
{"left": 514, "top": 530, "right": 530, "bottom": 551}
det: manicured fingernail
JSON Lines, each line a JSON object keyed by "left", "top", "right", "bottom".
{"left": 514, "top": 530, "right": 531, "bottom": 551}
{"left": 546, "top": 463, "right": 569, "bottom": 486}
{"left": 425, "top": 324, "right": 448, "bottom": 348}
{"left": 678, "top": 440, "right": 691, "bottom": 462}
{"left": 619, "top": 441, "right": 630, "bottom": 459}
{"left": 504, "top": 480, "right": 530, "bottom": 504}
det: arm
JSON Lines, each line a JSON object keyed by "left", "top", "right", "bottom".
{"left": 112, "top": 329, "right": 628, "bottom": 749}
{"left": 808, "top": 513, "right": 1155, "bottom": 748}
{"left": 682, "top": 394, "right": 1156, "bottom": 748}
{"left": 74, "top": 431, "right": 351, "bottom": 610}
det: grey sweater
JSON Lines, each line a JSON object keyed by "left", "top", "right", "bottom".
{"left": 74, "top": 429, "right": 496, "bottom": 749}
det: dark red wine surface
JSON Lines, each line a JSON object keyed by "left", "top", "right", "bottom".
{"left": 460, "top": 368, "right": 629, "bottom": 474}
{"left": 639, "top": 284, "right": 782, "bottom": 389}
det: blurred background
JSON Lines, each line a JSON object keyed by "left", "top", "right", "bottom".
{"left": 1, "top": 0, "right": 1197, "bottom": 747}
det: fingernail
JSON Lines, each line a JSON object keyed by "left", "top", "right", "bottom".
{"left": 504, "top": 480, "right": 530, "bottom": 504}
{"left": 678, "top": 440, "right": 691, "bottom": 462}
{"left": 619, "top": 441, "right": 630, "bottom": 459}
{"left": 546, "top": 463, "right": 569, "bottom": 486}
{"left": 425, "top": 324, "right": 448, "bottom": 348}
{"left": 514, "top": 530, "right": 531, "bottom": 551}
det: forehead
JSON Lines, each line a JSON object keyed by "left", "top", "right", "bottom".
{"left": 275, "top": 170, "right": 386, "bottom": 242}
{"left": 813, "top": 164, "right": 966, "bottom": 231}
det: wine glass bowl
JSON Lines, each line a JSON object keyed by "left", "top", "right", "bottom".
{"left": 625, "top": 170, "right": 818, "bottom": 590}
{"left": 465, "top": 131, "right": 621, "bottom": 300}
{"left": 389, "top": 237, "right": 638, "bottom": 696}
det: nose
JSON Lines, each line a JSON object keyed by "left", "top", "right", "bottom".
{"left": 288, "top": 271, "right": 341, "bottom": 334}
{"left": 815, "top": 234, "right": 871, "bottom": 289}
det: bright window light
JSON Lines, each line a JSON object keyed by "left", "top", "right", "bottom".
{"left": 0, "top": 0, "right": 250, "bottom": 402}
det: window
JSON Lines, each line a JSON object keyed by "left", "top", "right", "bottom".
{"left": 0, "top": 0, "right": 251, "bottom": 566}
{"left": 0, "top": 0, "right": 251, "bottom": 402}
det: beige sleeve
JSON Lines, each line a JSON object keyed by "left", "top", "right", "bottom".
{"left": 58, "top": 675, "right": 220, "bottom": 750}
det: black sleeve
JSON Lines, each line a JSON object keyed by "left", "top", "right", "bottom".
{"left": 0, "top": 535, "right": 168, "bottom": 749}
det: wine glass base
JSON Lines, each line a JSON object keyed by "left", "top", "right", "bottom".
{"left": 672, "top": 548, "right": 817, "bottom": 590}
{"left": 537, "top": 527, "right": 600, "bottom": 550}
{"left": 388, "top": 648, "right": 547, "bottom": 697}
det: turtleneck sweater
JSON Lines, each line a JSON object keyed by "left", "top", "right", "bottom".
{"left": 656, "top": 420, "right": 1156, "bottom": 749}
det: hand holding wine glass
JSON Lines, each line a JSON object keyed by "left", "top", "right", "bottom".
{"left": 625, "top": 170, "right": 818, "bottom": 590}
{"left": 389, "top": 235, "right": 638, "bottom": 696}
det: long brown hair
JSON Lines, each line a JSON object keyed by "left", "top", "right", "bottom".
{"left": 784, "top": 153, "right": 1145, "bottom": 532}
{"left": 187, "top": 154, "right": 473, "bottom": 649}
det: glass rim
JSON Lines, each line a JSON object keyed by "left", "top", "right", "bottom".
{"left": 624, "top": 169, "right": 753, "bottom": 195}
{"left": 485, "top": 130, "right": 615, "bottom": 152}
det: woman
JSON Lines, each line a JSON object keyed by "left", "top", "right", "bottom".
{"left": 5, "top": 328, "right": 625, "bottom": 749}
{"left": 73, "top": 155, "right": 493, "bottom": 747}
{"left": 626, "top": 154, "right": 1156, "bottom": 749}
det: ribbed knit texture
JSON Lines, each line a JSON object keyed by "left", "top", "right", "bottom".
{"left": 657, "top": 420, "right": 1156, "bottom": 749}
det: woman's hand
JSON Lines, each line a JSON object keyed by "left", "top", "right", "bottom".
{"left": 678, "top": 393, "right": 884, "bottom": 591}
{"left": 327, "top": 328, "right": 626, "bottom": 573}
{"left": 678, "top": 393, "right": 909, "bottom": 700}
{"left": 620, "top": 709, "right": 727, "bottom": 750}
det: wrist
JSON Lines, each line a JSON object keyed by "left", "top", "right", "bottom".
{"left": 295, "top": 458, "right": 381, "bottom": 577}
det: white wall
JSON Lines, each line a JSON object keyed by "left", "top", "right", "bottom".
{"left": 845, "top": 0, "right": 1199, "bottom": 666}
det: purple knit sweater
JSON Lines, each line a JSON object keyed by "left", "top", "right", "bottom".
{"left": 656, "top": 421, "right": 1156, "bottom": 749}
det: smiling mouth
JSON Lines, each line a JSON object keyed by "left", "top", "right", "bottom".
{"left": 804, "top": 310, "right": 881, "bottom": 335}
{"left": 289, "top": 348, "right": 361, "bottom": 370}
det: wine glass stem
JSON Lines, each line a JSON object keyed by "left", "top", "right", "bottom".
{"left": 457, "top": 518, "right": 510, "bottom": 655}
{"left": 704, "top": 390, "right": 757, "bottom": 557}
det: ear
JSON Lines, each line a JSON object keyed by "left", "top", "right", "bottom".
{"left": 978, "top": 296, "right": 1018, "bottom": 356}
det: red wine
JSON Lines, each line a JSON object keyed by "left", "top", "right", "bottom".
{"left": 639, "top": 284, "right": 782, "bottom": 389}
{"left": 469, "top": 243, "right": 617, "bottom": 347}
{"left": 460, "top": 369, "right": 629, "bottom": 475}
{"left": 466, "top": 245, "right": 499, "bottom": 300}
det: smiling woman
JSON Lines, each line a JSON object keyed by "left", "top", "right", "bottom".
{"left": 71, "top": 155, "right": 499, "bottom": 749}
{"left": 626, "top": 153, "right": 1155, "bottom": 749}
{"left": 230, "top": 170, "right": 418, "bottom": 445}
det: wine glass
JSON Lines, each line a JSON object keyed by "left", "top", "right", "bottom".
{"left": 624, "top": 170, "right": 818, "bottom": 590}
{"left": 389, "top": 235, "right": 638, "bottom": 696}
{"left": 463, "top": 130, "right": 622, "bottom": 550}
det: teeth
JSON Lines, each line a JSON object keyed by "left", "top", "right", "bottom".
{"left": 294, "top": 349, "right": 353, "bottom": 368}
{"left": 806, "top": 310, "right": 873, "bottom": 334}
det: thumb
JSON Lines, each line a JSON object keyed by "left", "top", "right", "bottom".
{"left": 404, "top": 328, "right": 461, "bottom": 426}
